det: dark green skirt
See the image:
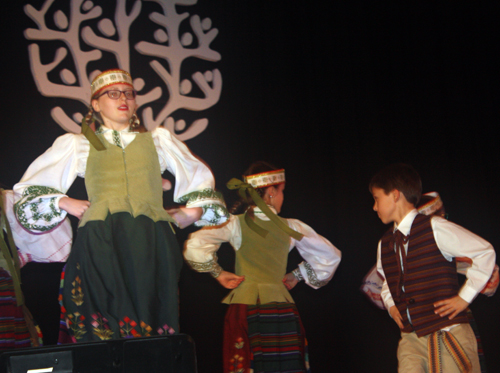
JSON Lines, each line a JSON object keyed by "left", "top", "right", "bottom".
{"left": 59, "top": 212, "right": 182, "bottom": 342}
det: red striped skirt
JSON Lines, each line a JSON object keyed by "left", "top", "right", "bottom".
{"left": 223, "top": 302, "right": 310, "bottom": 373}
{"left": 0, "top": 268, "right": 40, "bottom": 349}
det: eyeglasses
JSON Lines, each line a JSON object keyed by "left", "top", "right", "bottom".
{"left": 97, "top": 90, "right": 137, "bottom": 100}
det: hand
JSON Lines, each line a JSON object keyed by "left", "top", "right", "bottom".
{"left": 282, "top": 272, "right": 299, "bottom": 290}
{"left": 216, "top": 271, "right": 245, "bottom": 289}
{"left": 59, "top": 197, "right": 90, "bottom": 219}
{"left": 434, "top": 296, "right": 469, "bottom": 320}
{"left": 166, "top": 206, "right": 203, "bottom": 228}
{"left": 389, "top": 306, "right": 404, "bottom": 329}
{"left": 161, "top": 178, "right": 172, "bottom": 191}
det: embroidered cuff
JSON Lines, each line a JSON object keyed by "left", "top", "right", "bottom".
{"left": 186, "top": 256, "right": 223, "bottom": 278}
{"left": 14, "top": 186, "right": 67, "bottom": 233}
{"left": 301, "top": 261, "right": 328, "bottom": 288}
{"left": 292, "top": 268, "right": 304, "bottom": 281}
{"left": 178, "top": 189, "right": 229, "bottom": 226}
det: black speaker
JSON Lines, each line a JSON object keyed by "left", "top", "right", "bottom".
{"left": 0, "top": 334, "right": 197, "bottom": 373}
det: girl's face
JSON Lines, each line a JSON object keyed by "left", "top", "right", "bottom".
{"left": 268, "top": 183, "right": 285, "bottom": 213}
{"left": 91, "top": 83, "right": 137, "bottom": 131}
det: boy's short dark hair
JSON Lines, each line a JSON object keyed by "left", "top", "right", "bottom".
{"left": 369, "top": 163, "right": 422, "bottom": 207}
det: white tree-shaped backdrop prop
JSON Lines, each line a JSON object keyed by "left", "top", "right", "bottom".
{"left": 24, "top": 0, "right": 222, "bottom": 140}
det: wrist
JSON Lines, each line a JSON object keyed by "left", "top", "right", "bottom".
{"left": 292, "top": 268, "right": 303, "bottom": 281}
{"left": 210, "top": 265, "right": 223, "bottom": 278}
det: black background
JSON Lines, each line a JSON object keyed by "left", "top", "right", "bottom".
{"left": 1, "top": 1, "right": 499, "bottom": 372}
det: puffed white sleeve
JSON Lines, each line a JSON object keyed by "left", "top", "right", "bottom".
{"left": 431, "top": 216, "right": 496, "bottom": 304}
{"left": 287, "top": 219, "right": 341, "bottom": 289}
{"left": 376, "top": 240, "right": 396, "bottom": 312}
{"left": 184, "top": 214, "right": 241, "bottom": 277}
{"left": 13, "top": 134, "right": 88, "bottom": 233}
{"left": 153, "top": 128, "right": 228, "bottom": 226}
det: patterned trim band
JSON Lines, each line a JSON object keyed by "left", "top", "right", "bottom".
{"left": 244, "top": 169, "right": 285, "bottom": 189}
{"left": 303, "top": 261, "right": 328, "bottom": 288}
{"left": 186, "top": 254, "right": 223, "bottom": 278}
{"left": 292, "top": 268, "right": 304, "bottom": 282}
{"left": 91, "top": 69, "right": 134, "bottom": 98}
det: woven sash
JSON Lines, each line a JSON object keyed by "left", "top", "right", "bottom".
{"left": 428, "top": 330, "right": 472, "bottom": 373}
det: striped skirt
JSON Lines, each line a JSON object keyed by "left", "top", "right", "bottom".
{"left": 0, "top": 268, "right": 41, "bottom": 349}
{"left": 223, "top": 302, "right": 310, "bottom": 373}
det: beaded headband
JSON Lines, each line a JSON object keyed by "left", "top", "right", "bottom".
{"left": 91, "top": 69, "right": 134, "bottom": 98}
{"left": 244, "top": 169, "right": 285, "bottom": 189}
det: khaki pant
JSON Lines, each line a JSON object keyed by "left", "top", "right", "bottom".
{"left": 397, "top": 323, "right": 480, "bottom": 373}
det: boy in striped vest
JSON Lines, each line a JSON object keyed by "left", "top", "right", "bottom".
{"left": 370, "top": 163, "right": 495, "bottom": 373}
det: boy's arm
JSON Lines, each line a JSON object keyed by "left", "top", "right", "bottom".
{"left": 432, "top": 216, "right": 496, "bottom": 304}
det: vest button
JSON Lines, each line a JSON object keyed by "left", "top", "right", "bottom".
{"left": 408, "top": 298, "right": 415, "bottom": 304}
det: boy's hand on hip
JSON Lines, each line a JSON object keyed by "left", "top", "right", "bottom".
{"left": 434, "top": 296, "right": 469, "bottom": 320}
{"left": 389, "top": 306, "right": 404, "bottom": 329}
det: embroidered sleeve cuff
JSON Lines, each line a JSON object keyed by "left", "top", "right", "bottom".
{"left": 14, "top": 186, "right": 67, "bottom": 233}
{"left": 186, "top": 255, "right": 223, "bottom": 278}
{"left": 299, "top": 261, "right": 329, "bottom": 289}
{"left": 292, "top": 268, "right": 304, "bottom": 281}
{"left": 178, "top": 189, "right": 229, "bottom": 226}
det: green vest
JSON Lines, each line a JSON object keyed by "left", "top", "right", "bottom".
{"left": 222, "top": 213, "right": 294, "bottom": 305}
{"left": 80, "top": 132, "right": 175, "bottom": 227}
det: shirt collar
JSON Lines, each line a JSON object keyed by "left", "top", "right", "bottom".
{"left": 252, "top": 205, "right": 278, "bottom": 220}
{"left": 394, "top": 209, "right": 418, "bottom": 236}
{"left": 96, "top": 124, "right": 131, "bottom": 134}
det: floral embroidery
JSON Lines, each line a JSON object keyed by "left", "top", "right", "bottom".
{"left": 198, "top": 203, "right": 229, "bottom": 226}
{"left": 140, "top": 321, "right": 153, "bottom": 337}
{"left": 303, "top": 261, "right": 328, "bottom": 287}
{"left": 15, "top": 186, "right": 64, "bottom": 232}
{"left": 120, "top": 316, "right": 138, "bottom": 338}
{"left": 178, "top": 189, "right": 228, "bottom": 226}
{"left": 227, "top": 338, "right": 245, "bottom": 373}
{"left": 228, "top": 352, "right": 245, "bottom": 373}
{"left": 71, "top": 275, "right": 84, "bottom": 306}
{"left": 234, "top": 336, "right": 244, "bottom": 349}
{"left": 67, "top": 312, "right": 87, "bottom": 340}
{"left": 92, "top": 313, "right": 113, "bottom": 340}
{"left": 157, "top": 324, "right": 176, "bottom": 335}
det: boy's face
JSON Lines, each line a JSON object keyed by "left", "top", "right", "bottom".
{"left": 372, "top": 187, "right": 397, "bottom": 224}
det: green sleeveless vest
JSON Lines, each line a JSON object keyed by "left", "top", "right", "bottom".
{"left": 80, "top": 132, "right": 175, "bottom": 227}
{"left": 222, "top": 213, "right": 294, "bottom": 305}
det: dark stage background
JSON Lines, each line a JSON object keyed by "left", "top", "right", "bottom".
{"left": 1, "top": 1, "right": 499, "bottom": 372}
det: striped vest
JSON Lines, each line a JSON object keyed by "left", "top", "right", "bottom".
{"left": 380, "top": 214, "right": 469, "bottom": 337}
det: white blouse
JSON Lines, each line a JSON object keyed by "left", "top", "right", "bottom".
{"left": 14, "top": 126, "right": 227, "bottom": 232}
{"left": 184, "top": 207, "right": 342, "bottom": 289}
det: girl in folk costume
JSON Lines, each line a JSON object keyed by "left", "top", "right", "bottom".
{"left": 184, "top": 162, "right": 342, "bottom": 373}
{"left": 1, "top": 189, "right": 43, "bottom": 349}
{"left": 14, "top": 69, "right": 228, "bottom": 342}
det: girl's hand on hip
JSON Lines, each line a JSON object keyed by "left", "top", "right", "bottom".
{"left": 216, "top": 271, "right": 245, "bottom": 289}
{"left": 59, "top": 197, "right": 90, "bottom": 219}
